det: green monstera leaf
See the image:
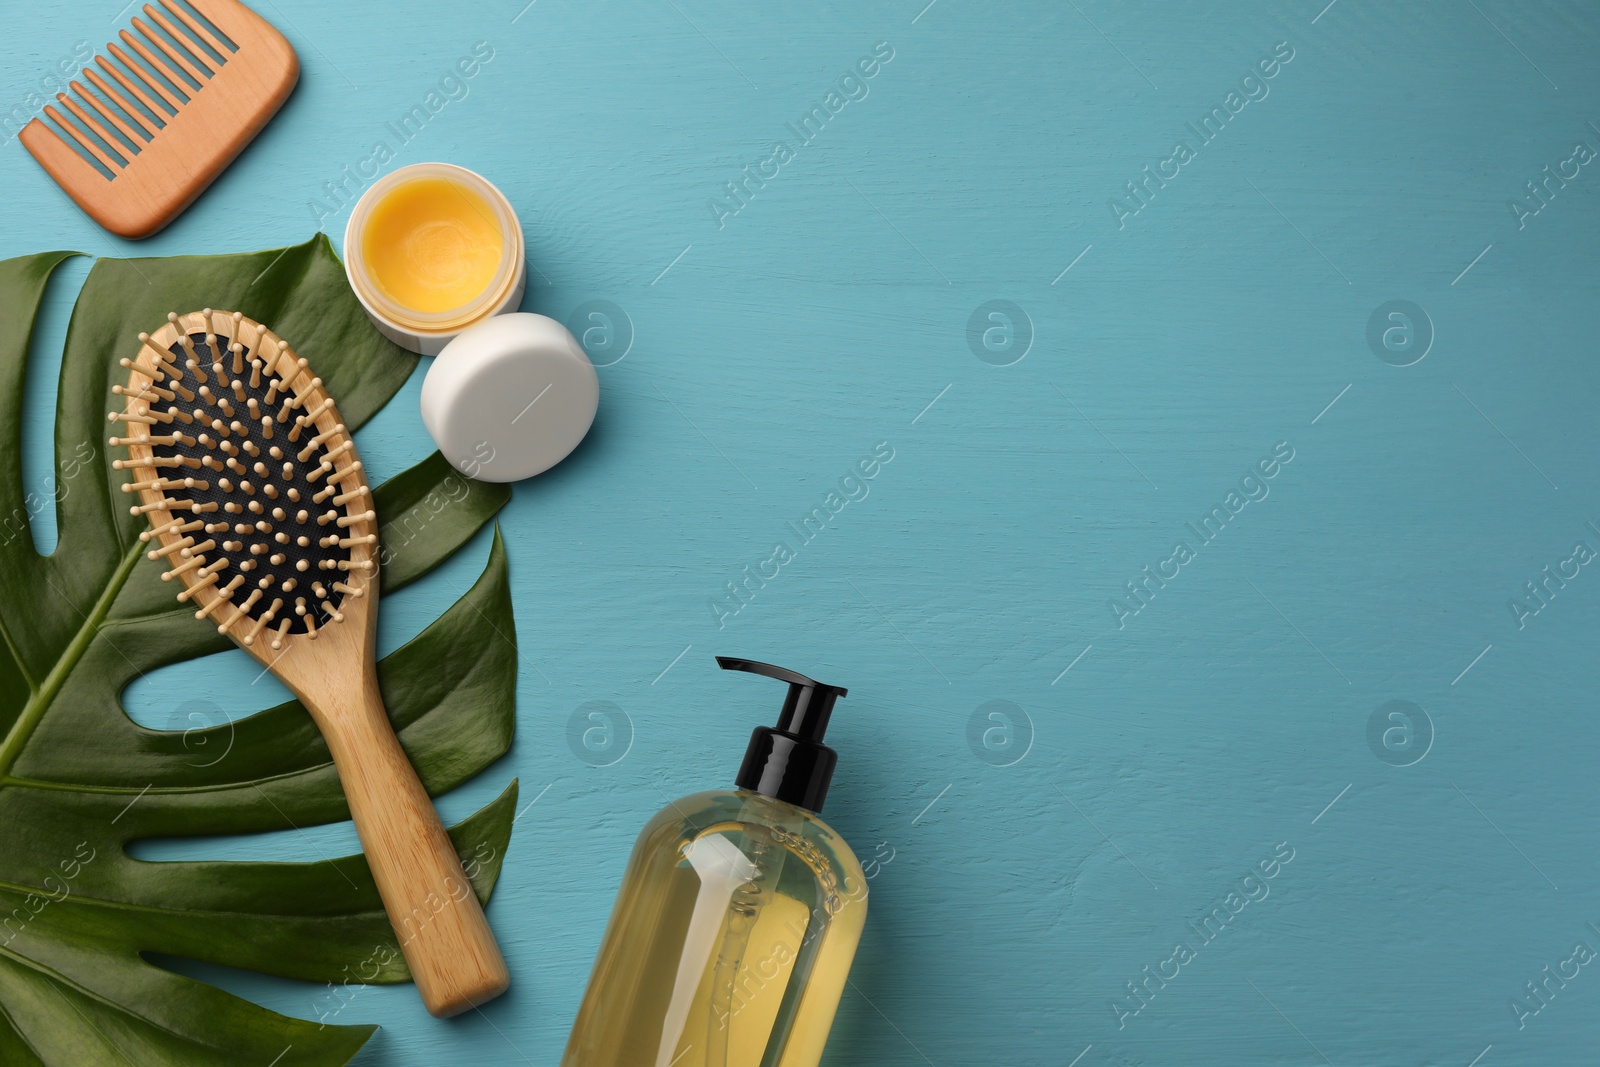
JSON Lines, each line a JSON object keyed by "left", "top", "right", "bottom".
{"left": 0, "top": 237, "right": 518, "bottom": 1065}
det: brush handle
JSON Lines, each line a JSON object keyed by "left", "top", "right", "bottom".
{"left": 319, "top": 673, "right": 510, "bottom": 1018}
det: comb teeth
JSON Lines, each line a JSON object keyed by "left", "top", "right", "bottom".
{"left": 52, "top": 20, "right": 214, "bottom": 178}
{"left": 112, "top": 311, "right": 376, "bottom": 646}
{"left": 18, "top": 0, "right": 297, "bottom": 238}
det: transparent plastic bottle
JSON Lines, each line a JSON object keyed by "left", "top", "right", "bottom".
{"left": 561, "top": 659, "right": 868, "bottom": 1067}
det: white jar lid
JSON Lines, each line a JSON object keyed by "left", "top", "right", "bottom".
{"left": 421, "top": 313, "right": 599, "bottom": 482}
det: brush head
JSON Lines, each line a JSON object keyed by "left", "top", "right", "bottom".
{"left": 110, "top": 309, "right": 377, "bottom": 651}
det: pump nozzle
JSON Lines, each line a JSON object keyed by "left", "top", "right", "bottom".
{"left": 718, "top": 656, "right": 849, "bottom": 813}
{"left": 716, "top": 657, "right": 847, "bottom": 741}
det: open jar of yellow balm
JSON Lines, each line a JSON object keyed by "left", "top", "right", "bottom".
{"left": 344, "top": 162, "right": 526, "bottom": 355}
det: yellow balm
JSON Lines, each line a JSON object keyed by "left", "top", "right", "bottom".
{"left": 345, "top": 162, "right": 526, "bottom": 354}
{"left": 361, "top": 176, "right": 505, "bottom": 314}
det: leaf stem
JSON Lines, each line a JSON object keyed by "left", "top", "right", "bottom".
{"left": 0, "top": 543, "right": 143, "bottom": 780}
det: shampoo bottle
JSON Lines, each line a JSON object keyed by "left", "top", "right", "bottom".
{"left": 561, "top": 657, "right": 868, "bottom": 1067}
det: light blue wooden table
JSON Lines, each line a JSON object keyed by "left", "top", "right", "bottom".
{"left": 5, "top": 1, "right": 1600, "bottom": 1064}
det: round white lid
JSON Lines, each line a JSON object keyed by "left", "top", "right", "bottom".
{"left": 420, "top": 313, "right": 599, "bottom": 483}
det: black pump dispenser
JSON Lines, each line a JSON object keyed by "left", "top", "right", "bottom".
{"left": 719, "top": 656, "right": 849, "bottom": 814}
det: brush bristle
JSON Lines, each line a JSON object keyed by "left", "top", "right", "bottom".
{"left": 111, "top": 311, "right": 378, "bottom": 646}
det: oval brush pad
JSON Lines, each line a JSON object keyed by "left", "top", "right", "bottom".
{"left": 111, "top": 309, "right": 374, "bottom": 646}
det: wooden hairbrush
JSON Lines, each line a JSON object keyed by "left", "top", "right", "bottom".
{"left": 109, "top": 309, "right": 509, "bottom": 1017}
{"left": 21, "top": 0, "right": 297, "bottom": 239}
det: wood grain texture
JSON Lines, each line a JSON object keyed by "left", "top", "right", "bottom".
{"left": 19, "top": 0, "right": 297, "bottom": 239}
{"left": 313, "top": 642, "right": 512, "bottom": 1019}
{"left": 6, "top": 1, "right": 1600, "bottom": 1065}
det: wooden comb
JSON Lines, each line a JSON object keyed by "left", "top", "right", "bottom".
{"left": 21, "top": 1, "right": 297, "bottom": 239}
{"left": 109, "top": 310, "right": 511, "bottom": 1017}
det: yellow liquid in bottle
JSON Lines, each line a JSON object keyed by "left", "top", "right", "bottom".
{"left": 562, "top": 791, "right": 868, "bottom": 1067}
{"left": 359, "top": 176, "right": 504, "bottom": 314}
